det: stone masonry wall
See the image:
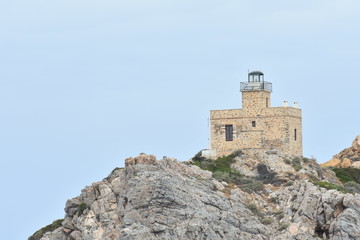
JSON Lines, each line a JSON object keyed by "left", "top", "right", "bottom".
{"left": 242, "top": 91, "right": 271, "bottom": 110}
{"left": 210, "top": 103, "right": 302, "bottom": 158}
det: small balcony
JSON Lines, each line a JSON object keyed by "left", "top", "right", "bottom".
{"left": 240, "top": 81, "right": 272, "bottom": 92}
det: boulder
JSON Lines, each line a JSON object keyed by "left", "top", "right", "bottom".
{"left": 340, "top": 158, "right": 352, "bottom": 168}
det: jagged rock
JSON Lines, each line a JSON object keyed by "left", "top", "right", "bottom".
{"left": 231, "top": 149, "right": 339, "bottom": 184}
{"left": 64, "top": 198, "right": 81, "bottom": 217}
{"left": 351, "top": 161, "right": 360, "bottom": 168}
{"left": 125, "top": 154, "right": 156, "bottom": 167}
{"left": 271, "top": 181, "right": 360, "bottom": 240}
{"left": 351, "top": 135, "right": 360, "bottom": 149}
{"left": 322, "top": 136, "right": 360, "bottom": 168}
{"left": 322, "top": 158, "right": 342, "bottom": 168}
{"left": 232, "top": 149, "right": 295, "bottom": 177}
{"left": 30, "top": 154, "right": 360, "bottom": 240}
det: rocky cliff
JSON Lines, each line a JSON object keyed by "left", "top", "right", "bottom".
{"left": 30, "top": 154, "right": 360, "bottom": 240}
{"left": 322, "top": 136, "right": 360, "bottom": 168}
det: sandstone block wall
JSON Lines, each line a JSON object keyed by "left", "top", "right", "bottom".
{"left": 242, "top": 91, "right": 271, "bottom": 110}
{"left": 210, "top": 90, "right": 302, "bottom": 158}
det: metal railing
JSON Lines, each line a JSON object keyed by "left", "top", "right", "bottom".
{"left": 240, "top": 81, "right": 272, "bottom": 92}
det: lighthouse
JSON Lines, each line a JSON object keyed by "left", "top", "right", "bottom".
{"left": 210, "top": 71, "right": 302, "bottom": 157}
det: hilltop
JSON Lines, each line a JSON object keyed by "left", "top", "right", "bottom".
{"left": 30, "top": 148, "right": 360, "bottom": 240}
{"left": 322, "top": 136, "right": 360, "bottom": 169}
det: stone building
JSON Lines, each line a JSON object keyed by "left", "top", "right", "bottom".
{"left": 210, "top": 71, "right": 302, "bottom": 158}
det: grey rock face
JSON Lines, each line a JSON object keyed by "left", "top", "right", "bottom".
{"left": 334, "top": 135, "right": 360, "bottom": 163}
{"left": 272, "top": 181, "right": 360, "bottom": 240}
{"left": 31, "top": 155, "right": 360, "bottom": 240}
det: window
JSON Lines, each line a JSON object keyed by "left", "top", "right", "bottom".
{"left": 252, "top": 121, "right": 256, "bottom": 127}
{"left": 225, "top": 125, "right": 233, "bottom": 141}
{"left": 266, "top": 98, "right": 269, "bottom": 108}
{"left": 294, "top": 129, "right": 297, "bottom": 141}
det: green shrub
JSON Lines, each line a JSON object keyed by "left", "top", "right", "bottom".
{"left": 306, "top": 173, "right": 319, "bottom": 182}
{"left": 284, "top": 180, "right": 294, "bottom": 186}
{"left": 78, "top": 202, "right": 88, "bottom": 216}
{"left": 192, "top": 154, "right": 234, "bottom": 173}
{"left": 212, "top": 169, "right": 243, "bottom": 184}
{"left": 260, "top": 217, "right": 272, "bottom": 225}
{"left": 192, "top": 151, "right": 263, "bottom": 193}
{"left": 241, "top": 180, "right": 264, "bottom": 193}
{"left": 192, "top": 150, "right": 207, "bottom": 163}
{"left": 284, "top": 159, "right": 291, "bottom": 165}
{"left": 332, "top": 168, "right": 360, "bottom": 184}
{"left": 293, "top": 164, "right": 302, "bottom": 171}
{"left": 291, "top": 157, "right": 302, "bottom": 171}
{"left": 209, "top": 155, "right": 236, "bottom": 172}
{"left": 192, "top": 152, "right": 245, "bottom": 186}
{"left": 302, "top": 157, "right": 310, "bottom": 163}
{"left": 244, "top": 203, "right": 263, "bottom": 217}
{"left": 313, "top": 181, "right": 346, "bottom": 193}
{"left": 272, "top": 210, "right": 283, "bottom": 215}
{"left": 272, "top": 210, "right": 285, "bottom": 220}
{"left": 29, "top": 219, "right": 63, "bottom": 240}
{"left": 231, "top": 149, "right": 243, "bottom": 158}
{"left": 270, "top": 197, "right": 279, "bottom": 203}
{"left": 283, "top": 157, "right": 303, "bottom": 170}
{"left": 111, "top": 167, "right": 124, "bottom": 174}
{"left": 278, "top": 223, "right": 290, "bottom": 231}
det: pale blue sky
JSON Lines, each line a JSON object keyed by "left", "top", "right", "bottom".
{"left": 1, "top": 1, "right": 360, "bottom": 239}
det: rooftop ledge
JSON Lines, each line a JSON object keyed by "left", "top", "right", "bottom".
{"left": 240, "top": 81, "right": 272, "bottom": 92}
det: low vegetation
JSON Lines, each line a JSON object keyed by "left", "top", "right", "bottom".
{"left": 192, "top": 151, "right": 264, "bottom": 193}
{"left": 269, "top": 197, "right": 279, "bottom": 204}
{"left": 313, "top": 181, "right": 346, "bottom": 193}
{"left": 244, "top": 203, "right": 263, "bottom": 217}
{"left": 343, "top": 181, "right": 360, "bottom": 194}
{"left": 192, "top": 150, "right": 242, "bottom": 173}
{"left": 272, "top": 210, "right": 285, "bottom": 220}
{"left": 78, "top": 202, "right": 88, "bottom": 216}
{"left": 283, "top": 157, "right": 304, "bottom": 171}
{"left": 260, "top": 217, "right": 272, "bottom": 225}
{"left": 302, "top": 157, "right": 317, "bottom": 164}
{"left": 241, "top": 179, "right": 264, "bottom": 193}
{"left": 244, "top": 203, "right": 273, "bottom": 224}
{"left": 291, "top": 157, "right": 302, "bottom": 171}
{"left": 111, "top": 167, "right": 124, "bottom": 174}
{"left": 306, "top": 173, "right": 320, "bottom": 182}
{"left": 332, "top": 167, "right": 360, "bottom": 184}
{"left": 283, "top": 159, "right": 291, "bottom": 165}
{"left": 29, "top": 219, "right": 63, "bottom": 240}
{"left": 308, "top": 167, "right": 360, "bottom": 194}
{"left": 284, "top": 180, "right": 294, "bottom": 186}
{"left": 277, "top": 223, "right": 290, "bottom": 231}
{"left": 302, "top": 157, "right": 310, "bottom": 163}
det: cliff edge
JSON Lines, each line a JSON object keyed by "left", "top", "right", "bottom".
{"left": 30, "top": 154, "right": 360, "bottom": 240}
{"left": 322, "top": 136, "right": 360, "bottom": 168}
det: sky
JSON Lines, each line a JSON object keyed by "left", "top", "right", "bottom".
{"left": 0, "top": 1, "right": 359, "bottom": 239}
